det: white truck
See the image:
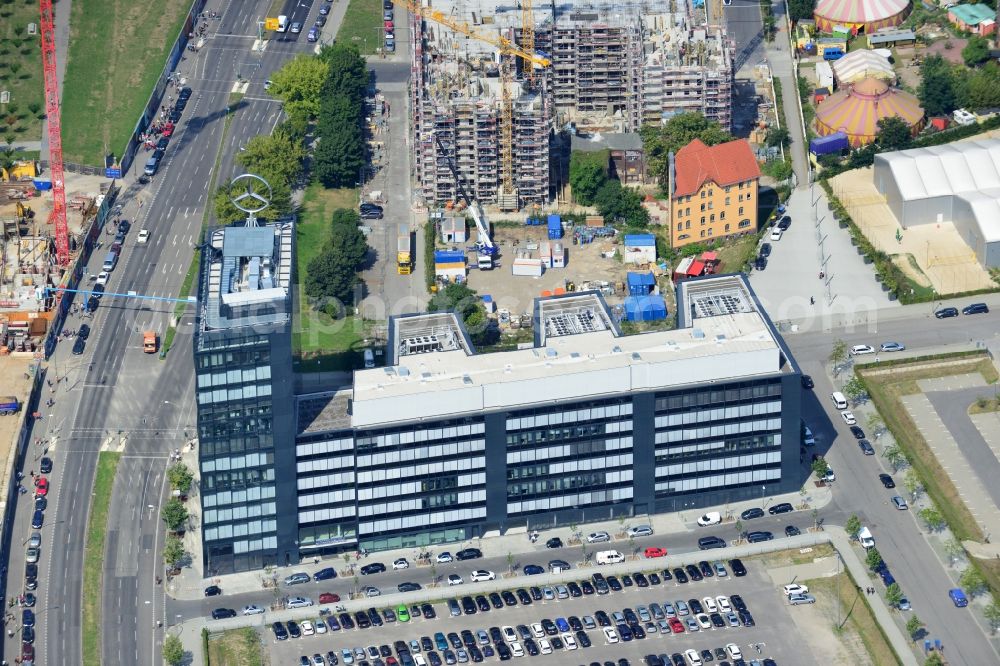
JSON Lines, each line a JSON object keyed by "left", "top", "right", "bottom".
{"left": 595, "top": 550, "right": 625, "bottom": 565}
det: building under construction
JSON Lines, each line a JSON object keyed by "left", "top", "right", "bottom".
{"left": 408, "top": 0, "right": 734, "bottom": 208}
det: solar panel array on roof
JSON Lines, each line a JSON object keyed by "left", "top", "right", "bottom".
{"left": 691, "top": 288, "right": 754, "bottom": 318}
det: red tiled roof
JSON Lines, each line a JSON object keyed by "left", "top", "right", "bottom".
{"left": 672, "top": 139, "right": 761, "bottom": 199}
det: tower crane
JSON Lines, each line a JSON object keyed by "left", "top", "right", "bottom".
{"left": 522, "top": 0, "right": 536, "bottom": 87}
{"left": 39, "top": 0, "right": 70, "bottom": 266}
{"left": 393, "top": 0, "right": 550, "bottom": 210}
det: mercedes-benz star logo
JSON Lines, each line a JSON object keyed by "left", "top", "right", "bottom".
{"left": 228, "top": 173, "right": 273, "bottom": 214}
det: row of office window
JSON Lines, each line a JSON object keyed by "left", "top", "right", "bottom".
{"left": 299, "top": 504, "right": 358, "bottom": 524}
{"left": 356, "top": 421, "right": 485, "bottom": 451}
{"left": 297, "top": 471, "right": 356, "bottom": 491}
{"left": 232, "top": 535, "right": 278, "bottom": 555}
{"left": 359, "top": 490, "right": 485, "bottom": 517}
{"left": 507, "top": 486, "right": 633, "bottom": 515}
{"left": 202, "top": 485, "right": 275, "bottom": 508}
{"left": 356, "top": 457, "right": 485, "bottom": 484}
{"left": 296, "top": 437, "right": 354, "bottom": 458}
{"left": 659, "top": 418, "right": 782, "bottom": 442}
{"left": 654, "top": 400, "right": 782, "bottom": 427}
{"left": 655, "top": 381, "right": 781, "bottom": 412}
{"left": 203, "top": 501, "right": 276, "bottom": 523}
{"left": 204, "top": 520, "right": 277, "bottom": 541}
{"left": 507, "top": 437, "right": 633, "bottom": 464}
{"left": 656, "top": 450, "right": 782, "bottom": 477}
{"left": 199, "top": 416, "right": 274, "bottom": 442}
{"left": 197, "top": 365, "right": 272, "bottom": 389}
{"left": 655, "top": 433, "right": 780, "bottom": 461}
{"left": 506, "top": 419, "right": 632, "bottom": 447}
{"left": 655, "top": 466, "right": 781, "bottom": 495}
{"left": 508, "top": 452, "right": 634, "bottom": 480}
{"left": 506, "top": 401, "right": 632, "bottom": 432}
{"left": 357, "top": 473, "right": 485, "bottom": 501}
{"left": 356, "top": 439, "right": 485, "bottom": 468}
{"left": 508, "top": 470, "right": 632, "bottom": 498}
{"left": 298, "top": 523, "right": 357, "bottom": 547}
{"left": 297, "top": 455, "right": 355, "bottom": 476}
{"left": 201, "top": 451, "right": 272, "bottom": 473}
{"left": 359, "top": 506, "right": 488, "bottom": 535}
{"left": 298, "top": 488, "right": 356, "bottom": 507}
{"left": 195, "top": 346, "right": 271, "bottom": 370}
{"left": 197, "top": 383, "right": 273, "bottom": 405}
{"left": 202, "top": 467, "right": 275, "bottom": 491}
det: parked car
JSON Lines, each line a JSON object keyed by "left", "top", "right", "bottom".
{"left": 841, "top": 411, "right": 857, "bottom": 425}
{"left": 962, "top": 303, "right": 989, "bottom": 315}
{"left": 697, "top": 536, "right": 726, "bottom": 550}
{"left": 880, "top": 341, "right": 905, "bottom": 352}
{"left": 768, "top": 502, "right": 793, "bottom": 515}
{"left": 697, "top": 512, "right": 722, "bottom": 527}
{"left": 587, "top": 531, "right": 611, "bottom": 543}
{"left": 949, "top": 588, "right": 969, "bottom": 607}
{"left": 788, "top": 594, "right": 816, "bottom": 605}
{"left": 935, "top": 306, "right": 959, "bottom": 318}
{"left": 849, "top": 425, "right": 866, "bottom": 439}
{"left": 456, "top": 548, "right": 482, "bottom": 560}
{"left": 740, "top": 507, "right": 764, "bottom": 520}
{"left": 801, "top": 374, "right": 814, "bottom": 389}
{"left": 850, "top": 344, "right": 876, "bottom": 356}
{"left": 858, "top": 439, "right": 875, "bottom": 455}
{"left": 892, "top": 495, "right": 908, "bottom": 510}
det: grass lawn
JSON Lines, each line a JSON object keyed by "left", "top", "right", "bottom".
{"left": 293, "top": 183, "right": 377, "bottom": 372}
{"left": 0, "top": 0, "right": 44, "bottom": 140}
{"left": 82, "top": 452, "right": 122, "bottom": 666}
{"left": 206, "top": 627, "right": 264, "bottom": 666}
{"left": 337, "top": 0, "right": 384, "bottom": 55}
{"left": 61, "top": 0, "right": 191, "bottom": 165}
{"left": 717, "top": 235, "right": 758, "bottom": 274}
{"left": 808, "top": 573, "right": 902, "bottom": 666}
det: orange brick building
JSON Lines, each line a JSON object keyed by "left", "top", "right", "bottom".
{"left": 670, "top": 139, "right": 761, "bottom": 249}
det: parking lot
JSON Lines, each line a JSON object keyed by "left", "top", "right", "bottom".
{"left": 264, "top": 557, "right": 806, "bottom": 666}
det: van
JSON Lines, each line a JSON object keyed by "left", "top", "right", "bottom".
{"left": 143, "top": 155, "right": 160, "bottom": 176}
{"left": 363, "top": 349, "right": 375, "bottom": 368}
{"left": 102, "top": 250, "right": 119, "bottom": 272}
{"left": 858, "top": 526, "right": 875, "bottom": 550}
{"left": 277, "top": 14, "right": 288, "bottom": 32}
{"left": 830, "top": 391, "right": 848, "bottom": 410}
{"left": 595, "top": 550, "right": 625, "bottom": 565}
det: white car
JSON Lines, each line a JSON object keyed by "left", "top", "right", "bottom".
{"left": 392, "top": 558, "right": 409, "bottom": 570}
{"left": 841, "top": 410, "right": 857, "bottom": 425}
{"left": 823, "top": 467, "right": 836, "bottom": 483}
{"left": 603, "top": 627, "right": 619, "bottom": 643}
{"left": 587, "top": 531, "right": 611, "bottom": 543}
{"left": 562, "top": 633, "right": 577, "bottom": 650}
{"left": 697, "top": 511, "right": 722, "bottom": 527}
{"left": 241, "top": 605, "right": 264, "bottom": 615}
{"left": 627, "top": 524, "right": 653, "bottom": 538}
{"left": 770, "top": 227, "right": 782, "bottom": 241}
{"left": 538, "top": 638, "right": 553, "bottom": 653}
{"left": 531, "top": 623, "right": 545, "bottom": 639}
{"left": 315, "top": 619, "right": 327, "bottom": 634}
{"left": 436, "top": 552, "right": 453, "bottom": 563}
{"left": 695, "top": 613, "right": 712, "bottom": 629}
{"left": 685, "top": 648, "right": 703, "bottom": 666}
{"left": 300, "top": 620, "right": 315, "bottom": 636}
{"left": 136, "top": 229, "right": 150, "bottom": 244}
{"left": 726, "top": 643, "right": 743, "bottom": 660}
{"left": 286, "top": 596, "right": 313, "bottom": 609}
{"left": 702, "top": 596, "right": 718, "bottom": 613}
{"left": 509, "top": 641, "right": 524, "bottom": 657}
{"left": 850, "top": 344, "right": 876, "bottom": 356}
{"left": 95, "top": 271, "right": 109, "bottom": 286}
{"left": 502, "top": 626, "right": 518, "bottom": 643}
{"left": 470, "top": 569, "right": 496, "bottom": 582}
{"left": 447, "top": 574, "right": 463, "bottom": 586}
{"left": 716, "top": 595, "right": 731, "bottom": 612}
{"left": 783, "top": 583, "right": 809, "bottom": 596}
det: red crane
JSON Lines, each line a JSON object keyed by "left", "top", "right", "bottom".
{"left": 39, "top": 0, "right": 70, "bottom": 266}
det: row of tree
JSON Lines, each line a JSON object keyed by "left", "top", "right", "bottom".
{"left": 919, "top": 54, "right": 1000, "bottom": 118}
{"left": 313, "top": 45, "right": 369, "bottom": 188}
{"left": 304, "top": 208, "right": 369, "bottom": 317}
{"left": 568, "top": 150, "right": 650, "bottom": 227}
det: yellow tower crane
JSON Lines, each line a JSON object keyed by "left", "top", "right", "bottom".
{"left": 394, "top": 0, "right": 550, "bottom": 209}
{"left": 522, "top": 0, "right": 536, "bottom": 87}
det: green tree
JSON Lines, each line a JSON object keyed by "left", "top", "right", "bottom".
{"left": 593, "top": 180, "right": 649, "bottom": 226}
{"left": 811, "top": 457, "right": 830, "bottom": 480}
{"left": 844, "top": 376, "right": 867, "bottom": 404}
{"left": 267, "top": 53, "right": 330, "bottom": 121}
{"left": 866, "top": 412, "right": 885, "bottom": 438}
{"left": 569, "top": 150, "right": 609, "bottom": 205}
{"left": 787, "top": 0, "right": 816, "bottom": 21}
{"left": 163, "top": 634, "right": 185, "bottom": 666}
{"left": 765, "top": 126, "right": 790, "bottom": 148}
{"left": 883, "top": 444, "right": 906, "bottom": 472}
{"left": 640, "top": 112, "right": 734, "bottom": 186}
{"left": 305, "top": 246, "right": 358, "bottom": 310}
{"left": 427, "top": 282, "right": 497, "bottom": 346}
{"left": 167, "top": 463, "right": 194, "bottom": 493}
{"left": 876, "top": 116, "right": 912, "bottom": 152}
{"left": 925, "top": 652, "right": 945, "bottom": 666}
{"left": 960, "top": 565, "right": 988, "bottom": 597}
{"left": 237, "top": 127, "right": 307, "bottom": 189}
{"left": 918, "top": 506, "right": 945, "bottom": 532}
{"left": 829, "top": 339, "right": 848, "bottom": 368}
{"left": 965, "top": 63, "right": 1000, "bottom": 111}
{"left": 313, "top": 98, "right": 366, "bottom": 188}
{"left": 984, "top": 598, "right": 1000, "bottom": 634}
{"left": 944, "top": 537, "right": 965, "bottom": 567}
{"left": 865, "top": 547, "right": 883, "bottom": 571}
{"left": 161, "top": 498, "right": 188, "bottom": 532}
{"left": 918, "top": 55, "right": 958, "bottom": 117}
{"left": 845, "top": 514, "right": 862, "bottom": 540}
{"left": 906, "top": 614, "right": 924, "bottom": 640}
{"left": 885, "top": 582, "right": 903, "bottom": 608}
{"left": 163, "top": 534, "right": 185, "bottom": 568}
{"left": 963, "top": 36, "right": 991, "bottom": 68}
{"left": 903, "top": 469, "right": 923, "bottom": 501}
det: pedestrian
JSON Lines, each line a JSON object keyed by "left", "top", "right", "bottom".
{"left": 810, "top": 296, "right": 815, "bottom": 305}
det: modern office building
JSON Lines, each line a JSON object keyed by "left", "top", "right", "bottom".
{"left": 194, "top": 221, "right": 298, "bottom": 574}
{"left": 292, "top": 274, "right": 803, "bottom": 556}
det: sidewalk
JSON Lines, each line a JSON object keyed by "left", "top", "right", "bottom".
{"left": 167, "top": 483, "right": 834, "bottom": 601}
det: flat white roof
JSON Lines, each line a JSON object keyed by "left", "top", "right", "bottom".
{"left": 352, "top": 310, "right": 781, "bottom": 427}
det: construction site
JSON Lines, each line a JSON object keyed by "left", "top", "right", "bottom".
{"left": 407, "top": 0, "right": 735, "bottom": 210}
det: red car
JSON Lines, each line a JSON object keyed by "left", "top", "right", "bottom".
{"left": 162, "top": 123, "right": 175, "bottom": 137}
{"left": 318, "top": 592, "right": 340, "bottom": 604}
{"left": 384, "top": 20, "right": 394, "bottom": 30}
{"left": 668, "top": 617, "right": 685, "bottom": 634}
{"left": 644, "top": 546, "right": 668, "bottom": 558}
{"left": 34, "top": 477, "right": 48, "bottom": 496}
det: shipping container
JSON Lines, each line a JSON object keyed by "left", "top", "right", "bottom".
{"left": 626, "top": 271, "right": 656, "bottom": 296}
{"left": 539, "top": 242, "right": 553, "bottom": 268}
{"left": 547, "top": 214, "right": 563, "bottom": 240}
{"left": 809, "top": 132, "right": 849, "bottom": 156}
{"left": 552, "top": 243, "right": 565, "bottom": 268}
{"left": 512, "top": 258, "right": 544, "bottom": 277}
{"left": 624, "top": 295, "right": 668, "bottom": 322}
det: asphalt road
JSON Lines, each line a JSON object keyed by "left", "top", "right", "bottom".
{"left": 725, "top": 0, "right": 766, "bottom": 74}
{"left": 265, "top": 566, "right": 794, "bottom": 666}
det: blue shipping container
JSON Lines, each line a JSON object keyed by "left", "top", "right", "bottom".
{"left": 626, "top": 271, "right": 655, "bottom": 296}
{"left": 624, "top": 295, "right": 667, "bottom": 322}
{"left": 547, "top": 214, "right": 563, "bottom": 239}
{"left": 434, "top": 250, "right": 465, "bottom": 263}
{"left": 525, "top": 216, "right": 544, "bottom": 226}
{"left": 810, "top": 132, "right": 849, "bottom": 156}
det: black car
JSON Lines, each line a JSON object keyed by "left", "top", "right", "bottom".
{"left": 621, "top": 574, "right": 633, "bottom": 587}
{"left": 461, "top": 597, "right": 476, "bottom": 615}
{"left": 92, "top": 283, "right": 105, "bottom": 299}
{"left": 272, "top": 622, "right": 288, "bottom": 640}
{"left": 516, "top": 588, "right": 532, "bottom": 605}
{"left": 595, "top": 610, "right": 611, "bottom": 627}
{"left": 360, "top": 562, "right": 386, "bottom": 575}
{"left": 801, "top": 374, "right": 814, "bottom": 389}
{"left": 31, "top": 510, "right": 43, "bottom": 529}
{"left": 567, "top": 581, "right": 583, "bottom": 597}
{"left": 648, "top": 573, "right": 661, "bottom": 585}
{"left": 72, "top": 336, "right": 86, "bottom": 355}
{"left": 360, "top": 208, "right": 384, "bottom": 220}
{"left": 778, "top": 215, "right": 792, "bottom": 230}
{"left": 86, "top": 296, "right": 99, "bottom": 312}
{"left": 740, "top": 507, "right": 764, "bottom": 520}
{"left": 501, "top": 590, "right": 517, "bottom": 606}
{"left": 529, "top": 586, "right": 543, "bottom": 600}
{"left": 633, "top": 573, "right": 649, "bottom": 587}
{"left": 685, "top": 564, "right": 702, "bottom": 582}
{"left": 314, "top": 567, "right": 337, "bottom": 580}
{"left": 746, "top": 530, "right": 773, "bottom": 543}
{"left": 580, "top": 580, "right": 595, "bottom": 594}
{"left": 456, "top": 548, "right": 482, "bottom": 560}
{"left": 759, "top": 242, "right": 772, "bottom": 257}
{"left": 488, "top": 592, "right": 503, "bottom": 609}
{"left": 785, "top": 525, "right": 801, "bottom": 537}
{"left": 496, "top": 643, "right": 511, "bottom": 661}
{"left": 77, "top": 324, "right": 91, "bottom": 341}
{"left": 768, "top": 502, "right": 793, "bottom": 515}
{"left": 935, "top": 307, "right": 959, "bottom": 318}
{"left": 24, "top": 563, "right": 37, "bottom": 590}
{"left": 698, "top": 535, "right": 727, "bottom": 550}
{"left": 156, "top": 137, "right": 169, "bottom": 150}
{"left": 859, "top": 439, "right": 875, "bottom": 455}
{"left": 740, "top": 610, "right": 756, "bottom": 626}
{"left": 118, "top": 219, "right": 131, "bottom": 234}
{"left": 730, "top": 594, "right": 747, "bottom": 612}
{"left": 319, "top": 3, "right": 330, "bottom": 15}
{"left": 546, "top": 537, "right": 563, "bottom": 548}
{"left": 753, "top": 256, "right": 767, "bottom": 271}
{"left": 962, "top": 303, "right": 989, "bottom": 315}
{"left": 879, "top": 473, "right": 896, "bottom": 488}
{"left": 698, "top": 561, "right": 714, "bottom": 578}
{"left": 177, "top": 87, "right": 192, "bottom": 100}
{"left": 710, "top": 612, "right": 726, "bottom": 628}
{"left": 33, "top": 496, "right": 46, "bottom": 512}
{"left": 422, "top": 602, "right": 436, "bottom": 619}
{"left": 367, "top": 607, "right": 383, "bottom": 626}
{"left": 21, "top": 610, "right": 34, "bottom": 629}
{"left": 354, "top": 611, "right": 369, "bottom": 628}
{"left": 607, "top": 576, "right": 623, "bottom": 591}
{"left": 211, "top": 608, "right": 237, "bottom": 619}
{"left": 568, "top": 616, "right": 583, "bottom": 631}
{"left": 39, "top": 457, "right": 53, "bottom": 474}
{"left": 541, "top": 618, "right": 557, "bottom": 635}
{"left": 523, "top": 564, "right": 544, "bottom": 575}
{"left": 673, "top": 567, "right": 688, "bottom": 583}
{"left": 398, "top": 582, "right": 421, "bottom": 593}
{"left": 421, "top": 637, "right": 434, "bottom": 652}
{"left": 168, "top": 109, "right": 181, "bottom": 122}
{"left": 849, "top": 425, "right": 866, "bottom": 439}
{"left": 688, "top": 599, "right": 704, "bottom": 614}
{"left": 660, "top": 568, "right": 673, "bottom": 581}
{"left": 287, "top": 620, "right": 301, "bottom": 638}
{"left": 204, "top": 585, "right": 222, "bottom": 596}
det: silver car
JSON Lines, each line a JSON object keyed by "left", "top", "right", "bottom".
{"left": 587, "top": 531, "right": 611, "bottom": 543}
{"left": 892, "top": 495, "right": 908, "bottom": 510}
{"left": 789, "top": 593, "right": 816, "bottom": 605}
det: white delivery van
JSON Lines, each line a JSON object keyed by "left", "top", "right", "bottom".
{"left": 595, "top": 550, "right": 625, "bottom": 565}
{"left": 858, "top": 526, "right": 875, "bottom": 550}
{"left": 831, "top": 391, "right": 848, "bottom": 410}
{"left": 277, "top": 15, "right": 288, "bottom": 32}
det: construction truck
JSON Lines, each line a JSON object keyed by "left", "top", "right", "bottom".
{"left": 143, "top": 331, "right": 158, "bottom": 354}
{"left": 396, "top": 223, "right": 413, "bottom": 275}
